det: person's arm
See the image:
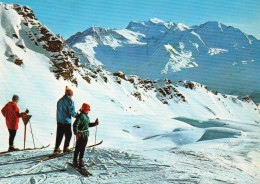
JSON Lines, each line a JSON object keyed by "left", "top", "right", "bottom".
{"left": 89, "top": 118, "right": 99, "bottom": 127}
{"left": 73, "top": 114, "right": 82, "bottom": 133}
{"left": 68, "top": 100, "right": 77, "bottom": 118}
{"left": 73, "top": 114, "right": 83, "bottom": 137}
{"left": 1, "top": 104, "right": 7, "bottom": 117}
{"left": 15, "top": 106, "right": 26, "bottom": 118}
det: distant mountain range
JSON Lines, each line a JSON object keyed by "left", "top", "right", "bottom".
{"left": 67, "top": 18, "right": 260, "bottom": 102}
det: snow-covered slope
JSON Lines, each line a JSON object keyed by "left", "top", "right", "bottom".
{"left": 67, "top": 18, "right": 260, "bottom": 102}
{"left": 0, "top": 3, "right": 260, "bottom": 183}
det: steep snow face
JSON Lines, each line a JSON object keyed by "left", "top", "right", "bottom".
{"left": 67, "top": 25, "right": 146, "bottom": 67}
{"left": 162, "top": 43, "right": 197, "bottom": 73}
{"left": 67, "top": 19, "right": 260, "bottom": 102}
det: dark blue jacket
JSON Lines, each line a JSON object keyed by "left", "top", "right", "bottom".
{"left": 57, "top": 95, "right": 77, "bottom": 124}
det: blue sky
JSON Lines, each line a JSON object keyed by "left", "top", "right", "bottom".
{"left": 2, "top": 0, "right": 260, "bottom": 39}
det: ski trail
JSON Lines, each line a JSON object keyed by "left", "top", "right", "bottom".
{"left": 104, "top": 152, "right": 130, "bottom": 170}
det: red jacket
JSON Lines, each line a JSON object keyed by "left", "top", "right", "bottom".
{"left": 1, "top": 102, "right": 24, "bottom": 130}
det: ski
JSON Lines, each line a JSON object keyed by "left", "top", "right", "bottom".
{"left": 38, "top": 140, "right": 103, "bottom": 162}
{"left": 0, "top": 144, "right": 50, "bottom": 155}
{"left": 86, "top": 140, "right": 103, "bottom": 148}
{"left": 67, "top": 163, "right": 92, "bottom": 177}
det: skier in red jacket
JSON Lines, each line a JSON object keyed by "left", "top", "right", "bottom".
{"left": 1, "top": 95, "right": 27, "bottom": 151}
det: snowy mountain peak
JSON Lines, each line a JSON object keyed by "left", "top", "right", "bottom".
{"left": 149, "top": 18, "right": 165, "bottom": 24}
{"left": 83, "top": 25, "right": 107, "bottom": 34}
{"left": 67, "top": 18, "right": 260, "bottom": 102}
{"left": 126, "top": 18, "right": 175, "bottom": 34}
{"left": 175, "top": 23, "right": 191, "bottom": 31}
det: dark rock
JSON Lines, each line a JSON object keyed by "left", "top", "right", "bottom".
{"left": 163, "top": 86, "right": 172, "bottom": 95}
{"left": 133, "top": 125, "right": 141, "bottom": 128}
{"left": 82, "top": 76, "right": 91, "bottom": 83}
{"left": 14, "top": 58, "right": 23, "bottom": 66}
{"left": 46, "top": 40, "right": 63, "bottom": 52}
{"left": 187, "top": 82, "right": 195, "bottom": 90}
{"left": 12, "top": 33, "right": 18, "bottom": 39}
{"left": 132, "top": 92, "right": 142, "bottom": 101}
{"left": 158, "top": 88, "right": 166, "bottom": 97}
{"left": 90, "top": 74, "right": 97, "bottom": 78}
{"left": 242, "top": 96, "right": 252, "bottom": 103}
{"left": 128, "top": 78, "right": 135, "bottom": 83}
{"left": 163, "top": 100, "right": 169, "bottom": 104}
{"left": 102, "top": 76, "right": 108, "bottom": 83}
{"left": 17, "top": 44, "right": 25, "bottom": 49}
{"left": 113, "top": 71, "right": 126, "bottom": 80}
{"left": 164, "top": 79, "right": 172, "bottom": 84}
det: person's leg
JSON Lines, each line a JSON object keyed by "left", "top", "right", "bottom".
{"left": 63, "top": 123, "right": 72, "bottom": 151}
{"left": 54, "top": 123, "right": 64, "bottom": 151}
{"left": 79, "top": 136, "right": 88, "bottom": 160}
{"left": 8, "top": 129, "right": 18, "bottom": 151}
{"left": 74, "top": 137, "right": 84, "bottom": 167}
{"left": 8, "top": 129, "right": 17, "bottom": 146}
{"left": 79, "top": 136, "right": 88, "bottom": 168}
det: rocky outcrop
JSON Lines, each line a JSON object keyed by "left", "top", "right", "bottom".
{"left": 9, "top": 3, "right": 86, "bottom": 85}
{"left": 13, "top": 4, "right": 37, "bottom": 21}
{"left": 14, "top": 58, "right": 23, "bottom": 66}
{"left": 113, "top": 71, "right": 127, "bottom": 80}
{"left": 132, "top": 92, "right": 142, "bottom": 101}
{"left": 242, "top": 96, "right": 252, "bottom": 103}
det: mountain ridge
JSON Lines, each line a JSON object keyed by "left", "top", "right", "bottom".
{"left": 67, "top": 18, "right": 260, "bottom": 102}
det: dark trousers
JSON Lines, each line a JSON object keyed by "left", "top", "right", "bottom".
{"left": 74, "top": 136, "right": 88, "bottom": 160}
{"left": 8, "top": 129, "right": 17, "bottom": 146}
{"left": 55, "top": 123, "right": 72, "bottom": 150}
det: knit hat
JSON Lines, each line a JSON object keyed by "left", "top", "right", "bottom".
{"left": 12, "top": 95, "right": 19, "bottom": 102}
{"left": 65, "top": 86, "right": 73, "bottom": 96}
{"left": 81, "top": 103, "right": 90, "bottom": 112}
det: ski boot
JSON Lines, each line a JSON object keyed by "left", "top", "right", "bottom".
{"left": 63, "top": 147, "right": 73, "bottom": 154}
{"left": 8, "top": 145, "right": 19, "bottom": 152}
{"left": 78, "top": 159, "right": 84, "bottom": 168}
{"left": 73, "top": 158, "right": 78, "bottom": 167}
{"left": 53, "top": 147, "right": 61, "bottom": 154}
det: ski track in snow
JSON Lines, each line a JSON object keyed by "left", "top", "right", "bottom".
{"left": 0, "top": 119, "right": 259, "bottom": 184}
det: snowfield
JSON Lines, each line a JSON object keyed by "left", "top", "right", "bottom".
{"left": 0, "top": 118, "right": 260, "bottom": 183}
{"left": 0, "top": 2, "right": 260, "bottom": 184}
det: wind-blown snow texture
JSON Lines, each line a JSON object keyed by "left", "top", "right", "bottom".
{"left": 67, "top": 18, "right": 260, "bottom": 103}
{"left": 0, "top": 3, "right": 260, "bottom": 184}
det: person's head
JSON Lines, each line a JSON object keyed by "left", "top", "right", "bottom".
{"left": 80, "top": 103, "right": 90, "bottom": 114}
{"left": 12, "top": 95, "right": 19, "bottom": 103}
{"left": 65, "top": 86, "right": 73, "bottom": 97}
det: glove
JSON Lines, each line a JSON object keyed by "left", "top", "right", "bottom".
{"left": 75, "top": 132, "right": 81, "bottom": 138}
{"left": 25, "top": 109, "right": 29, "bottom": 114}
{"left": 95, "top": 118, "right": 99, "bottom": 125}
{"left": 21, "top": 113, "right": 27, "bottom": 118}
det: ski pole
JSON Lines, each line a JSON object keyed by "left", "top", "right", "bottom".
{"left": 63, "top": 135, "right": 76, "bottom": 170}
{"left": 24, "top": 124, "right": 27, "bottom": 149}
{"left": 91, "top": 119, "right": 98, "bottom": 166}
{"left": 29, "top": 119, "right": 36, "bottom": 148}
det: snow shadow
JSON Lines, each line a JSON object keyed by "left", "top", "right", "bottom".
{"left": 197, "top": 128, "right": 241, "bottom": 141}
{"left": 173, "top": 117, "right": 228, "bottom": 128}
{"left": 173, "top": 117, "right": 241, "bottom": 142}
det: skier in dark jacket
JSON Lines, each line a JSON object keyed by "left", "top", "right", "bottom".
{"left": 54, "top": 86, "right": 78, "bottom": 154}
{"left": 73, "top": 103, "right": 99, "bottom": 168}
{"left": 1, "top": 95, "right": 27, "bottom": 151}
